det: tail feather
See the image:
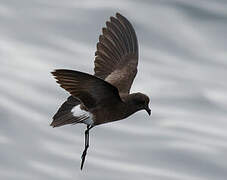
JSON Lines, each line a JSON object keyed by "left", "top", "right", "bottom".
{"left": 51, "top": 96, "right": 84, "bottom": 127}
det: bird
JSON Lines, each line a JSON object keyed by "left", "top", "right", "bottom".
{"left": 51, "top": 12, "right": 151, "bottom": 170}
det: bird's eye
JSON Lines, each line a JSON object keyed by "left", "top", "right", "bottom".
{"left": 134, "top": 99, "right": 144, "bottom": 105}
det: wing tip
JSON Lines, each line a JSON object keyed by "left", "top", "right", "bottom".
{"left": 116, "top": 12, "right": 122, "bottom": 18}
{"left": 51, "top": 70, "right": 56, "bottom": 76}
{"left": 51, "top": 69, "right": 68, "bottom": 74}
{"left": 50, "top": 122, "right": 56, "bottom": 128}
{"left": 51, "top": 69, "right": 65, "bottom": 77}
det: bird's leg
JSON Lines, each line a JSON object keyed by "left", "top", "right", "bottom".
{"left": 80, "top": 125, "right": 92, "bottom": 170}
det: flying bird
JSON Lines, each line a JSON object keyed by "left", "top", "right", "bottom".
{"left": 51, "top": 12, "right": 151, "bottom": 170}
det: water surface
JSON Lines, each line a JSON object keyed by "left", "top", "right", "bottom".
{"left": 1, "top": 0, "right": 227, "bottom": 179}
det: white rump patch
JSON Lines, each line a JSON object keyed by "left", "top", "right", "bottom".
{"left": 71, "top": 105, "right": 94, "bottom": 125}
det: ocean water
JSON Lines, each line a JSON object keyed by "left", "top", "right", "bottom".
{"left": 1, "top": 0, "right": 227, "bottom": 179}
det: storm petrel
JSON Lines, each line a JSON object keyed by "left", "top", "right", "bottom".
{"left": 51, "top": 12, "right": 151, "bottom": 170}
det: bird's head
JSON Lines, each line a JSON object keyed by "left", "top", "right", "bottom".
{"left": 132, "top": 93, "right": 151, "bottom": 116}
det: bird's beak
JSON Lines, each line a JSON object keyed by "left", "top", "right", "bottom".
{"left": 145, "top": 107, "right": 151, "bottom": 116}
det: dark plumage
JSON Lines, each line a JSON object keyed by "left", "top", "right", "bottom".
{"left": 51, "top": 12, "right": 151, "bottom": 170}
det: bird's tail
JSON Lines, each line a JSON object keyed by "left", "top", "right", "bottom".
{"left": 51, "top": 96, "right": 82, "bottom": 127}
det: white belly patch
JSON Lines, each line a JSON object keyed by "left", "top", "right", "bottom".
{"left": 71, "top": 105, "right": 94, "bottom": 125}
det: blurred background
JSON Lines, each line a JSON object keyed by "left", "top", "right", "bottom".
{"left": 1, "top": 0, "right": 227, "bottom": 179}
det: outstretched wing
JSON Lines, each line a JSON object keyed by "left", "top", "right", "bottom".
{"left": 52, "top": 69, "right": 122, "bottom": 109}
{"left": 94, "top": 13, "right": 138, "bottom": 94}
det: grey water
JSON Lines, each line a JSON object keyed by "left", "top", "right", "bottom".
{"left": 1, "top": 0, "right": 227, "bottom": 179}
